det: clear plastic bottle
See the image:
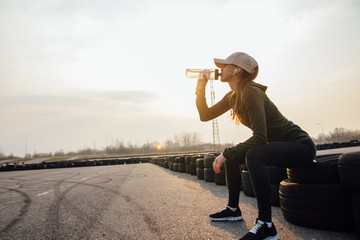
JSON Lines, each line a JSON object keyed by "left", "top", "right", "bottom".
{"left": 185, "top": 68, "right": 219, "bottom": 80}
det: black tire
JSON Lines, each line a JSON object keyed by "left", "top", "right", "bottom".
{"left": 279, "top": 179, "right": 354, "bottom": 231}
{"left": 185, "top": 156, "right": 191, "bottom": 165}
{"left": 215, "top": 169, "right": 226, "bottom": 185}
{"left": 189, "top": 162, "right": 196, "bottom": 175}
{"left": 204, "top": 168, "right": 214, "bottom": 182}
{"left": 241, "top": 170, "right": 255, "bottom": 197}
{"left": 178, "top": 162, "right": 186, "bottom": 173}
{"left": 186, "top": 164, "right": 190, "bottom": 174}
{"left": 204, "top": 155, "right": 216, "bottom": 168}
{"left": 196, "top": 158, "right": 204, "bottom": 168}
{"left": 173, "top": 163, "right": 179, "bottom": 172}
{"left": 178, "top": 156, "right": 185, "bottom": 164}
{"left": 352, "top": 191, "right": 360, "bottom": 238}
{"left": 196, "top": 167, "right": 204, "bottom": 179}
{"left": 339, "top": 152, "right": 360, "bottom": 190}
{"left": 287, "top": 154, "right": 341, "bottom": 184}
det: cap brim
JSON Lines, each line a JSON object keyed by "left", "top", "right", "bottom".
{"left": 214, "top": 58, "right": 229, "bottom": 68}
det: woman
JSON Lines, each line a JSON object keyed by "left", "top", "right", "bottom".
{"left": 195, "top": 52, "right": 316, "bottom": 240}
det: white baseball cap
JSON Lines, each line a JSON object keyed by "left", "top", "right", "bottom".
{"left": 214, "top": 52, "right": 258, "bottom": 73}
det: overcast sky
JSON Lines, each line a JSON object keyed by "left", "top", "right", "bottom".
{"left": 1, "top": 0, "right": 359, "bottom": 156}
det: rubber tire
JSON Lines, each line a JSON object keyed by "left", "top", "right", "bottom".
{"left": 204, "top": 155, "right": 216, "bottom": 168}
{"left": 189, "top": 162, "right": 196, "bottom": 175}
{"left": 186, "top": 164, "right": 190, "bottom": 174}
{"left": 339, "top": 152, "right": 360, "bottom": 190}
{"left": 204, "top": 168, "right": 214, "bottom": 182}
{"left": 241, "top": 170, "right": 255, "bottom": 197}
{"left": 279, "top": 179, "right": 354, "bottom": 231}
{"left": 215, "top": 169, "right": 226, "bottom": 185}
{"left": 185, "top": 156, "right": 191, "bottom": 165}
{"left": 196, "top": 158, "right": 204, "bottom": 168}
{"left": 178, "top": 162, "right": 186, "bottom": 173}
{"left": 173, "top": 163, "right": 179, "bottom": 172}
{"left": 287, "top": 154, "right": 341, "bottom": 184}
{"left": 196, "top": 167, "right": 204, "bottom": 179}
{"left": 352, "top": 191, "right": 360, "bottom": 238}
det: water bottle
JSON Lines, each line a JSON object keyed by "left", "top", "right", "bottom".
{"left": 185, "top": 68, "right": 219, "bottom": 80}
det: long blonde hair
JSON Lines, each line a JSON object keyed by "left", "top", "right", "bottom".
{"left": 230, "top": 66, "right": 259, "bottom": 125}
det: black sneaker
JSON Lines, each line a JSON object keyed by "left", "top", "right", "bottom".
{"left": 239, "top": 218, "right": 279, "bottom": 240}
{"left": 209, "top": 206, "right": 243, "bottom": 221}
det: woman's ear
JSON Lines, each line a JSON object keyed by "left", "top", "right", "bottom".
{"left": 233, "top": 68, "right": 241, "bottom": 75}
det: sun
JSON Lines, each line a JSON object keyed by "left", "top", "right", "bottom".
{"left": 156, "top": 144, "right": 163, "bottom": 151}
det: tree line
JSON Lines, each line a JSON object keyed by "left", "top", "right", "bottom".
{"left": 312, "top": 127, "right": 360, "bottom": 144}
{"left": 1, "top": 127, "right": 359, "bottom": 160}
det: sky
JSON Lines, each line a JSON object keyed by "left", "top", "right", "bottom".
{"left": 1, "top": 0, "right": 360, "bottom": 156}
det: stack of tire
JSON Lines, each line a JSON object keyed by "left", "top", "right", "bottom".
{"left": 203, "top": 154, "right": 226, "bottom": 185}
{"left": 177, "top": 156, "right": 186, "bottom": 173}
{"left": 185, "top": 155, "right": 192, "bottom": 174}
{"left": 173, "top": 157, "right": 179, "bottom": 172}
{"left": 279, "top": 153, "right": 355, "bottom": 231}
{"left": 168, "top": 156, "right": 174, "bottom": 171}
{"left": 189, "top": 155, "right": 199, "bottom": 175}
{"left": 339, "top": 152, "right": 360, "bottom": 236}
{"left": 204, "top": 155, "right": 215, "bottom": 182}
{"left": 241, "top": 164, "right": 287, "bottom": 206}
{"left": 196, "top": 157, "right": 204, "bottom": 179}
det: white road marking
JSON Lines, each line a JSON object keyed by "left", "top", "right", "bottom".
{"left": 37, "top": 191, "right": 50, "bottom": 196}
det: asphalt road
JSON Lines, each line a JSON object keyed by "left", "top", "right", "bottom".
{"left": 0, "top": 163, "right": 358, "bottom": 240}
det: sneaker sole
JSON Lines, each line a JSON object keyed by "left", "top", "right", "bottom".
{"left": 209, "top": 216, "right": 243, "bottom": 221}
{"left": 264, "top": 234, "right": 280, "bottom": 240}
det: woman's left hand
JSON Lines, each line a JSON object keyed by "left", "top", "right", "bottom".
{"left": 213, "top": 153, "right": 227, "bottom": 173}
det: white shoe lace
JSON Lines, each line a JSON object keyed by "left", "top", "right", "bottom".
{"left": 249, "top": 219, "right": 265, "bottom": 234}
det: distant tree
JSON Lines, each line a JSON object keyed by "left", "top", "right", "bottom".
{"left": 313, "top": 127, "right": 360, "bottom": 144}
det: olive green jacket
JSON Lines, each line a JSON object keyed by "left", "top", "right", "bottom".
{"left": 196, "top": 82, "right": 311, "bottom": 161}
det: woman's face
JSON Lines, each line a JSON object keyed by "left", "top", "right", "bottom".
{"left": 220, "top": 64, "right": 242, "bottom": 91}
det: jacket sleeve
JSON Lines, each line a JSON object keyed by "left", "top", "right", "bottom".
{"left": 196, "top": 87, "right": 232, "bottom": 122}
{"left": 222, "top": 87, "right": 268, "bottom": 161}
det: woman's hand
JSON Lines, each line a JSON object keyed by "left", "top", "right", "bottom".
{"left": 196, "top": 71, "right": 209, "bottom": 90}
{"left": 213, "top": 153, "right": 227, "bottom": 173}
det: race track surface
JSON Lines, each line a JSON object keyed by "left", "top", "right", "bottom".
{"left": 0, "top": 163, "right": 358, "bottom": 239}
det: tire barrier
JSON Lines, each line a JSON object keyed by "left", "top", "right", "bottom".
{"left": 316, "top": 140, "right": 360, "bottom": 150}
{"left": 281, "top": 153, "right": 359, "bottom": 231}
{"left": 0, "top": 157, "right": 151, "bottom": 171}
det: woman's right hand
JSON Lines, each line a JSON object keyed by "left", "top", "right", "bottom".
{"left": 196, "top": 71, "right": 209, "bottom": 90}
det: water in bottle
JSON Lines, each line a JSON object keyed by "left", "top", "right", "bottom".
{"left": 185, "top": 69, "right": 219, "bottom": 80}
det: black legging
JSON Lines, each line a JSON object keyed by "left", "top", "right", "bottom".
{"left": 224, "top": 139, "right": 316, "bottom": 222}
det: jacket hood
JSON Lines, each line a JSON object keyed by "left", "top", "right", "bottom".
{"left": 250, "top": 81, "right": 267, "bottom": 92}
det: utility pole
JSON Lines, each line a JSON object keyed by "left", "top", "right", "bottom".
{"left": 209, "top": 79, "right": 220, "bottom": 149}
